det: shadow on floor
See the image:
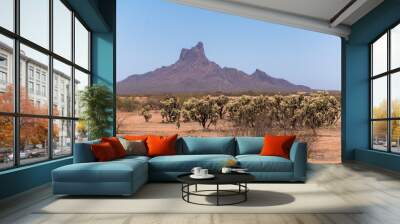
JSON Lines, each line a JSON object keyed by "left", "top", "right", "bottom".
{"left": 202, "top": 190, "right": 295, "bottom": 207}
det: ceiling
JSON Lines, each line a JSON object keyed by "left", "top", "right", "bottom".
{"left": 170, "top": 0, "right": 384, "bottom": 38}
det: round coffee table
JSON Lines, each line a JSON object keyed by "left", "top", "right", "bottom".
{"left": 177, "top": 173, "right": 255, "bottom": 206}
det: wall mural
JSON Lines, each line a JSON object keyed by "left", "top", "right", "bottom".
{"left": 116, "top": 0, "right": 341, "bottom": 163}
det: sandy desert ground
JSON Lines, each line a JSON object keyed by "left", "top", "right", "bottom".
{"left": 117, "top": 111, "right": 341, "bottom": 164}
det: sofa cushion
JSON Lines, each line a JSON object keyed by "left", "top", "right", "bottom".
{"left": 260, "top": 135, "right": 296, "bottom": 159}
{"left": 101, "top": 137, "right": 127, "bottom": 158}
{"left": 236, "top": 137, "right": 264, "bottom": 155}
{"left": 149, "top": 154, "right": 235, "bottom": 172}
{"left": 124, "top": 135, "right": 148, "bottom": 141}
{"left": 73, "top": 140, "right": 100, "bottom": 163}
{"left": 236, "top": 155, "right": 293, "bottom": 172}
{"left": 116, "top": 155, "right": 150, "bottom": 163}
{"left": 178, "top": 137, "right": 235, "bottom": 155}
{"left": 119, "top": 138, "right": 147, "bottom": 156}
{"left": 124, "top": 135, "right": 149, "bottom": 150}
{"left": 53, "top": 159, "right": 147, "bottom": 183}
{"left": 91, "top": 142, "right": 118, "bottom": 161}
{"left": 147, "top": 134, "right": 178, "bottom": 157}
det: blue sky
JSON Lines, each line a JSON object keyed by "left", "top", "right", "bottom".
{"left": 117, "top": 0, "right": 341, "bottom": 90}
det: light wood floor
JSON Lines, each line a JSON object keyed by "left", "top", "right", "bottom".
{"left": 1, "top": 162, "right": 400, "bottom": 224}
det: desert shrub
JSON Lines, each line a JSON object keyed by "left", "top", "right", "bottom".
{"left": 181, "top": 96, "right": 220, "bottom": 129}
{"left": 214, "top": 95, "right": 229, "bottom": 119}
{"left": 181, "top": 98, "right": 196, "bottom": 122}
{"left": 144, "top": 97, "right": 163, "bottom": 110}
{"left": 300, "top": 92, "right": 341, "bottom": 134}
{"left": 117, "top": 96, "right": 140, "bottom": 112}
{"left": 274, "top": 94, "right": 304, "bottom": 130}
{"left": 226, "top": 92, "right": 341, "bottom": 136}
{"left": 140, "top": 105, "right": 152, "bottom": 122}
{"left": 116, "top": 111, "right": 128, "bottom": 134}
{"left": 160, "top": 97, "right": 180, "bottom": 123}
{"left": 226, "top": 95, "right": 267, "bottom": 128}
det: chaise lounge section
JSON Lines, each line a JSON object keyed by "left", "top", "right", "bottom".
{"left": 52, "top": 140, "right": 149, "bottom": 196}
{"left": 235, "top": 137, "right": 307, "bottom": 182}
{"left": 52, "top": 137, "right": 307, "bottom": 196}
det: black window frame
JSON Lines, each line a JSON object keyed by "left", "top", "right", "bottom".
{"left": 0, "top": 0, "right": 92, "bottom": 171}
{"left": 370, "top": 21, "right": 400, "bottom": 154}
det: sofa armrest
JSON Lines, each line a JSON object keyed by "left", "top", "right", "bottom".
{"left": 73, "top": 140, "right": 100, "bottom": 163}
{"left": 289, "top": 141, "right": 307, "bottom": 182}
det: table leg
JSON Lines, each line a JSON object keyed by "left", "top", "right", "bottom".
{"left": 217, "top": 184, "right": 219, "bottom": 206}
{"left": 195, "top": 184, "right": 198, "bottom": 192}
{"left": 187, "top": 184, "right": 190, "bottom": 202}
{"left": 181, "top": 184, "right": 183, "bottom": 199}
{"left": 245, "top": 183, "right": 247, "bottom": 201}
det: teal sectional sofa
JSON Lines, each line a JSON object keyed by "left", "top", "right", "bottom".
{"left": 52, "top": 137, "right": 307, "bottom": 196}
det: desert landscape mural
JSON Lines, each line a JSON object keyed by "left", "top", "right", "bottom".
{"left": 116, "top": 42, "right": 341, "bottom": 163}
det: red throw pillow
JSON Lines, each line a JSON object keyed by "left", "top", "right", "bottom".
{"left": 101, "top": 137, "right": 127, "bottom": 158}
{"left": 260, "top": 135, "right": 296, "bottom": 159}
{"left": 146, "top": 134, "right": 178, "bottom": 157}
{"left": 91, "top": 142, "right": 117, "bottom": 162}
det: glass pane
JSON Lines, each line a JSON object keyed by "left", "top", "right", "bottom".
{"left": 20, "top": 44, "right": 49, "bottom": 115}
{"left": 0, "top": 116, "right": 13, "bottom": 170}
{"left": 53, "top": 59, "right": 72, "bottom": 117}
{"left": 372, "top": 76, "right": 387, "bottom": 119}
{"left": 75, "top": 120, "right": 88, "bottom": 143}
{"left": 0, "top": 34, "right": 14, "bottom": 112}
{"left": 74, "top": 18, "right": 89, "bottom": 70}
{"left": 391, "top": 120, "right": 400, "bottom": 153}
{"left": 20, "top": 117, "right": 49, "bottom": 165}
{"left": 0, "top": 0, "right": 14, "bottom": 31}
{"left": 53, "top": 0, "right": 72, "bottom": 60}
{"left": 20, "top": 0, "right": 49, "bottom": 49}
{"left": 372, "top": 33, "right": 387, "bottom": 76}
{"left": 391, "top": 72, "right": 400, "bottom": 118}
{"left": 392, "top": 24, "right": 400, "bottom": 70}
{"left": 53, "top": 119, "right": 72, "bottom": 157}
{"left": 74, "top": 69, "right": 89, "bottom": 118}
{"left": 372, "top": 121, "right": 388, "bottom": 151}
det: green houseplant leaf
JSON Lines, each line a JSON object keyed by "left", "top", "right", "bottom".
{"left": 79, "top": 84, "right": 113, "bottom": 140}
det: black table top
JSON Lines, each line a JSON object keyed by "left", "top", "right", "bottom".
{"left": 177, "top": 172, "right": 255, "bottom": 185}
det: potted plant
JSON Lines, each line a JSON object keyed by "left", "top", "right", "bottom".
{"left": 79, "top": 84, "right": 113, "bottom": 140}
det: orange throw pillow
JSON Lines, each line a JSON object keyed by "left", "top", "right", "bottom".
{"left": 91, "top": 142, "right": 117, "bottom": 161}
{"left": 146, "top": 134, "right": 178, "bottom": 157}
{"left": 260, "top": 135, "right": 296, "bottom": 159}
{"left": 101, "top": 137, "right": 127, "bottom": 158}
{"left": 124, "top": 135, "right": 148, "bottom": 141}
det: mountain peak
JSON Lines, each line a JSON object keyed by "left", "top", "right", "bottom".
{"left": 252, "top": 69, "right": 271, "bottom": 79}
{"left": 178, "top": 42, "right": 207, "bottom": 62}
{"left": 118, "top": 42, "right": 312, "bottom": 94}
{"left": 195, "top": 41, "right": 204, "bottom": 49}
{"left": 252, "top": 68, "right": 265, "bottom": 74}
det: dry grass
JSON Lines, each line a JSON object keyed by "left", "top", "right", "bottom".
{"left": 117, "top": 111, "right": 341, "bottom": 164}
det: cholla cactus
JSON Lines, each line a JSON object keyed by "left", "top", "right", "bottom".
{"left": 160, "top": 97, "right": 180, "bottom": 123}
{"left": 181, "top": 95, "right": 219, "bottom": 129}
{"left": 155, "top": 92, "right": 341, "bottom": 135}
{"left": 214, "top": 95, "right": 229, "bottom": 119}
{"left": 300, "top": 91, "right": 341, "bottom": 134}
{"left": 225, "top": 92, "right": 340, "bottom": 135}
{"left": 140, "top": 105, "right": 152, "bottom": 122}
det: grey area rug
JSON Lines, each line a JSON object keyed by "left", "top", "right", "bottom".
{"left": 37, "top": 183, "right": 362, "bottom": 214}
